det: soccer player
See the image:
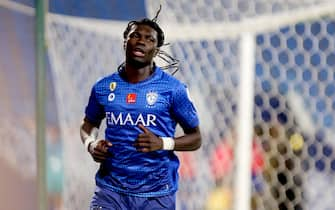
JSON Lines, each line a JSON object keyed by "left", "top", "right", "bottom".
{"left": 80, "top": 12, "right": 202, "bottom": 210}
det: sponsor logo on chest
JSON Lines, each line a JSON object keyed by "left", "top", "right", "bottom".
{"left": 126, "top": 93, "right": 137, "bottom": 104}
{"left": 106, "top": 112, "right": 157, "bottom": 126}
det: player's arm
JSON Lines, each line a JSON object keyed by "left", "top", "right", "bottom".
{"left": 80, "top": 117, "right": 112, "bottom": 162}
{"left": 173, "top": 126, "right": 201, "bottom": 151}
{"left": 135, "top": 124, "right": 201, "bottom": 152}
{"left": 168, "top": 84, "right": 202, "bottom": 151}
{"left": 80, "top": 117, "right": 98, "bottom": 145}
{"left": 135, "top": 84, "right": 201, "bottom": 152}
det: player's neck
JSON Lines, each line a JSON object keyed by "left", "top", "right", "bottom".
{"left": 124, "top": 64, "right": 154, "bottom": 83}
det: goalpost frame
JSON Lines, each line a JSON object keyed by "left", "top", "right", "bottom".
{"left": 234, "top": 33, "right": 256, "bottom": 210}
{"left": 36, "top": 0, "right": 48, "bottom": 210}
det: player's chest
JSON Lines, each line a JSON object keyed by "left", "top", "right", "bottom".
{"left": 97, "top": 82, "right": 171, "bottom": 113}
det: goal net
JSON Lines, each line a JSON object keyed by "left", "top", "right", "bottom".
{"left": 45, "top": 1, "right": 335, "bottom": 209}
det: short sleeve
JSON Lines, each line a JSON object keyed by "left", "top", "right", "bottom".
{"left": 84, "top": 85, "right": 105, "bottom": 125}
{"left": 170, "top": 84, "right": 199, "bottom": 129}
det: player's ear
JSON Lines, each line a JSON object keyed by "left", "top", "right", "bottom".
{"left": 123, "top": 40, "right": 127, "bottom": 51}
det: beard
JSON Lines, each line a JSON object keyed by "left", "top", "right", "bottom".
{"left": 127, "top": 56, "right": 151, "bottom": 68}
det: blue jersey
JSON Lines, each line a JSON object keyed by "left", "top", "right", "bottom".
{"left": 85, "top": 66, "right": 199, "bottom": 197}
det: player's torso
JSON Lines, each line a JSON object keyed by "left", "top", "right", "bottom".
{"left": 94, "top": 70, "right": 180, "bottom": 196}
{"left": 95, "top": 70, "right": 177, "bottom": 141}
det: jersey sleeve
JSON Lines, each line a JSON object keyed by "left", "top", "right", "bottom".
{"left": 85, "top": 84, "right": 105, "bottom": 126}
{"left": 170, "top": 84, "right": 199, "bottom": 129}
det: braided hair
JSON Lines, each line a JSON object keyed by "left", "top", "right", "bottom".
{"left": 119, "top": 5, "right": 180, "bottom": 75}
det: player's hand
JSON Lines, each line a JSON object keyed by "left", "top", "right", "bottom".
{"left": 134, "top": 124, "right": 163, "bottom": 152}
{"left": 88, "top": 139, "right": 112, "bottom": 162}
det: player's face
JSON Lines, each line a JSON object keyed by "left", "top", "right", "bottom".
{"left": 125, "top": 24, "right": 159, "bottom": 65}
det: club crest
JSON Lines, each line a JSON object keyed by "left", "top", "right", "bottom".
{"left": 146, "top": 91, "right": 158, "bottom": 106}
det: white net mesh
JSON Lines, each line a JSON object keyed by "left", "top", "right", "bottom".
{"left": 146, "top": 0, "right": 332, "bottom": 23}
{"left": 46, "top": 1, "right": 335, "bottom": 210}
{"left": 252, "top": 17, "right": 335, "bottom": 210}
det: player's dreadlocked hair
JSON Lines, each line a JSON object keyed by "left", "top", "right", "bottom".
{"left": 119, "top": 5, "right": 180, "bottom": 75}
{"left": 123, "top": 13, "right": 165, "bottom": 47}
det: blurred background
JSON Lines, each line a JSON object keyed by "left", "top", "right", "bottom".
{"left": 1, "top": 0, "right": 335, "bottom": 210}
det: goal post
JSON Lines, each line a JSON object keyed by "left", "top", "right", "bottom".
{"left": 234, "top": 32, "right": 256, "bottom": 210}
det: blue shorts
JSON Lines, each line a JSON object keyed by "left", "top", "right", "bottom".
{"left": 90, "top": 186, "right": 176, "bottom": 210}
